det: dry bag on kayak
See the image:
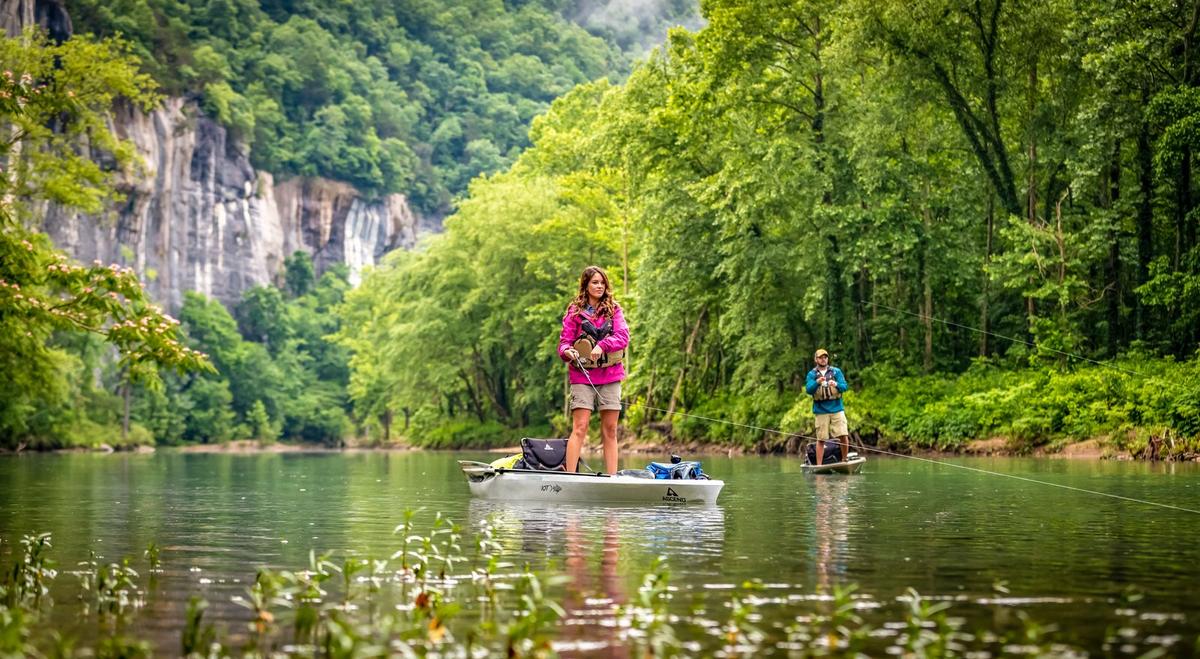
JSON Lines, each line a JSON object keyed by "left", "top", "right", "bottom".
{"left": 805, "top": 442, "right": 842, "bottom": 465}
{"left": 489, "top": 454, "right": 522, "bottom": 469}
{"left": 520, "top": 438, "right": 568, "bottom": 471}
{"left": 647, "top": 460, "right": 708, "bottom": 479}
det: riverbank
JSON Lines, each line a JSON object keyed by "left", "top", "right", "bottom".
{"left": 0, "top": 436, "right": 1156, "bottom": 460}
{"left": 3, "top": 427, "right": 1193, "bottom": 462}
{"left": 157, "top": 434, "right": 1152, "bottom": 461}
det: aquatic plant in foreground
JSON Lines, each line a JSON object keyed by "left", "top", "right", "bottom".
{"left": 0, "top": 521, "right": 1195, "bottom": 657}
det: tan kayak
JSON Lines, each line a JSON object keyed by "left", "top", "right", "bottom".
{"left": 801, "top": 454, "right": 866, "bottom": 475}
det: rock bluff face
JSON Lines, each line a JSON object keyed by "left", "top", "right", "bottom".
{"left": 41, "top": 99, "right": 419, "bottom": 310}
{"left": 7, "top": 0, "right": 420, "bottom": 310}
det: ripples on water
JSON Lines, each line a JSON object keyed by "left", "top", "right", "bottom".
{"left": 1, "top": 451, "right": 1198, "bottom": 654}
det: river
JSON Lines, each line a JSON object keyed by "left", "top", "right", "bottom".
{"left": 1, "top": 450, "right": 1197, "bottom": 655}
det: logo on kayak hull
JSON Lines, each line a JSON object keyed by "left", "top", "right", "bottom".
{"left": 662, "top": 486, "right": 687, "bottom": 503}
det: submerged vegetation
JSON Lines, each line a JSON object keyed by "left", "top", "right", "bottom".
{"left": 1, "top": 520, "right": 1193, "bottom": 657}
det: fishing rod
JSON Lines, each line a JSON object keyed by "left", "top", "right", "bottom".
{"left": 572, "top": 352, "right": 604, "bottom": 401}
{"left": 857, "top": 299, "right": 1156, "bottom": 381}
{"left": 562, "top": 312, "right": 1199, "bottom": 514}
{"left": 567, "top": 351, "right": 607, "bottom": 475}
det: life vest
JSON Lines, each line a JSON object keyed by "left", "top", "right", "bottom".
{"left": 811, "top": 368, "right": 842, "bottom": 401}
{"left": 572, "top": 309, "right": 625, "bottom": 369}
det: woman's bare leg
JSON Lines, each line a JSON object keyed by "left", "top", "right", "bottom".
{"left": 566, "top": 408, "right": 591, "bottom": 473}
{"left": 599, "top": 409, "right": 619, "bottom": 474}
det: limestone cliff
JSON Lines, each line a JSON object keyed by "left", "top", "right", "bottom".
{"left": 6, "top": 0, "right": 421, "bottom": 310}
{"left": 41, "top": 99, "right": 419, "bottom": 310}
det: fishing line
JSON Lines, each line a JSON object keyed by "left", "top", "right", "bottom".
{"left": 620, "top": 400, "right": 1200, "bottom": 516}
{"left": 858, "top": 300, "right": 1152, "bottom": 379}
{"left": 564, "top": 304, "right": 1196, "bottom": 513}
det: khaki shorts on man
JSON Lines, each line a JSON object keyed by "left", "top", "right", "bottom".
{"left": 570, "top": 382, "right": 622, "bottom": 411}
{"left": 814, "top": 410, "right": 848, "bottom": 440}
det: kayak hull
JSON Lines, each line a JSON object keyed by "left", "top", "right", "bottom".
{"left": 460, "top": 462, "right": 723, "bottom": 504}
{"left": 801, "top": 456, "right": 866, "bottom": 475}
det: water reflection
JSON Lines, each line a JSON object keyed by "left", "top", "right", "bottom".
{"left": 3, "top": 452, "right": 1200, "bottom": 653}
{"left": 561, "top": 511, "right": 627, "bottom": 657}
{"left": 805, "top": 475, "right": 863, "bottom": 591}
{"left": 466, "top": 500, "right": 726, "bottom": 656}
{"left": 466, "top": 500, "right": 727, "bottom": 568}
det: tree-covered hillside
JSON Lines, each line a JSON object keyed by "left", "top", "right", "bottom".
{"left": 6, "top": 0, "right": 1200, "bottom": 453}
{"left": 64, "top": 0, "right": 696, "bottom": 215}
{"left": 338, "top": 0, "right": 1200, "bottom": 452}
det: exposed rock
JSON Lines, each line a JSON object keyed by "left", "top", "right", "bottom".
{"left": 8, "top": 0, "right": 421, "bottom": 310}
{"left": 39, "top": 99, "right": 419, "bottom": 311}
{"left": 2, "top": 0, "right": 71, "bottom": 41}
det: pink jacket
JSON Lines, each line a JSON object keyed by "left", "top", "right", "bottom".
{"left": 558, "top": 304, "right": 629, "bottom": 385}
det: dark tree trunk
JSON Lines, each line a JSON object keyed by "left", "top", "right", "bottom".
{"left": 1025, "top": 57, "right": 1038, "bottom": 336}
{"left": 853, "top": 267, "right": 871, "bottom": 365}
{"left": 122, "top": 380, "right": 131, "bottom": 442}
{"left": 666, "top": 307, "right": 707, "bottom": 420}
{"left": 458, "top": 370, "right": 486, "bottom": 422}
{"left": 981, "top": 190, "right": 994, "bottom": 356}
{"left": 890, "top": 0, "right": 1022, "bottom": 218}
{"left": 1176, "top": 150, "right": 1191, "bottom": 271}
{"left": 1105, "top": 142, "right": 1122, "bottom": 356}
{"left": 809, "top": 30, "right": 846, "bottom": 345}
{"left": 1136, "top": 90, "right": 1155, "bottom": 339}
{"left": 921, "top": 195, "right": 934, "bottom": 372}
{"left": 827, "top": 235, "right": 845, "bottom": 348}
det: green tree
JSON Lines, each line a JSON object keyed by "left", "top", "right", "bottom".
{"left": 0, "top": 29, "right": 210, "bottom": 448}
{"left": 65, "top": 0, "right": 637, "bottom": 214}
{"left": 235, "top": 285, "right": 291, "bottom": 350}
{"left": 284, "top": 250, "right": 315, "bottom": 299}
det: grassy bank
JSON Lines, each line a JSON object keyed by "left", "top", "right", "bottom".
{"left": 356, "top": 355, "right": 1200, "bottom": 456}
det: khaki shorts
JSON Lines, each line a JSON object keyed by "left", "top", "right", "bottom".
{"left": 570, "top": 382, "right": 622, "bottom": 412}
{"left": 815, "top": 411, "right": 848, "bottom": 440}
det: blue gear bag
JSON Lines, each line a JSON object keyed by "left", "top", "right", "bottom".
{"left": 646, "top": 461, "right": 707, "bottom": 479}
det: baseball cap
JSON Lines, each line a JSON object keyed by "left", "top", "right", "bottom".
{"left": 814, "top": 348, "right": 829, "bottom": 358}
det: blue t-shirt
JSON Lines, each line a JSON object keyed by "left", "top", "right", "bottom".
{"left": 805, "top": 366, "right": 847, "bottom": 415}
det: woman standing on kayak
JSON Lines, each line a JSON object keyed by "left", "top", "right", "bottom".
{"left": 559, "top": 265, "right": 629, "bottom": 474}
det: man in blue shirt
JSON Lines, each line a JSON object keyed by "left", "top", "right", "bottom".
{"left": 805, "top": 348, "right": 849, "bottom": 465}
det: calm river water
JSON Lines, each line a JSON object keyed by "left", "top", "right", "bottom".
{"left": 1, "top": 450, "right": 1198, "bottom": 654}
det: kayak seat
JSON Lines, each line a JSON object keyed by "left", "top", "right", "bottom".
{"left": 519, "top": 438, "right": 568, "bottom": 471}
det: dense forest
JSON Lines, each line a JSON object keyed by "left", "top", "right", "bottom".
{"left": 3, "top": 0, "right": 1200, "bottom": 453}
{"left": 64, "top": 0, "right": 696, "bottom": 215}
{"left": 0, "top": 0, "right": 692, "bottom": 449}
{"left": 338, "top": 0, "right": 1200, "bottom": 453}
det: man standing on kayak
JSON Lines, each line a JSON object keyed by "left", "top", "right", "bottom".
{"left": 805, "top": 348, "right": 849, "bottom": 465}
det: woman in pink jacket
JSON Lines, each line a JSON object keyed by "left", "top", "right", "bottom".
{"left": 559, "top": 265, "right": 629, "bottom": 474}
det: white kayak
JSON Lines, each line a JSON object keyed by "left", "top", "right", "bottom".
{"left": 801, "top": 455, "right": 866, "bottom": 475}
{"left": 459, "top": 461, "right": 724, "bottom": 504}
